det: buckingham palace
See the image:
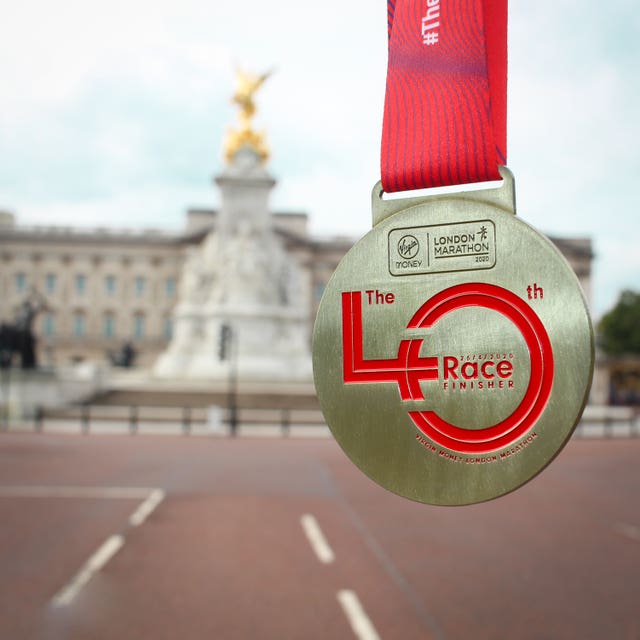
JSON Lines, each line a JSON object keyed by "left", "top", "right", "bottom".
{"left": 0, "top": 208, "right": 593, "bottom": 370}
{"left": 0, "top": 207, "right": 353, "bottom": 370}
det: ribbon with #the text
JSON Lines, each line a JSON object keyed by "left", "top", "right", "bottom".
{"left": 381, "top": 0, "right": 507, "bottom": 193}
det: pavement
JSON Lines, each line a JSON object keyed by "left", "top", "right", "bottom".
{"left": 0, "top": 432, "right": 638, "bottom": 640}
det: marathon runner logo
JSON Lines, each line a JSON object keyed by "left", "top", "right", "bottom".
{"left": 341, "top": 283, "right": 554, "bottom": 454}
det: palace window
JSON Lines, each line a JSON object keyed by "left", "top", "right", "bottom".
{"left": 135, "top": 276, "right": 146, "bottom": 297}
{"left": 73, "top": 311, "right": 86, "bottom": 337}
{"left": 133, "top": 313, "right": 145, "bottom": 339}
{"left": 43, "top": 313, "right": 55, "bottom": 337}
{"left": 45, "top": 273, "right": 56, "bottom": 294}
{"left": 105, "top": 275, "right": 116, "bottom": 296}
{"left": 165, "top": 277, "right": 176, "bottom": 297}
{"left": 15, "top": 273, "right": 26, "bottom": 293}
{"left": 104, "top": 312, "right": 116, "bottom": 338}
{"left": 75, "top": 274, "right": 87, "bottom": 296}
{"left": 163, "top": 317, "right": 173, "bottom": 339}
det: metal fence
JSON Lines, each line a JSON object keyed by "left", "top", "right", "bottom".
{"left": 4, "top": 403, "right": 640, "bottom": 439}
{"left": 25, "top": 404, "right": 328, "bottom": 437}
{"left": 573, "top": 413, "right": 640, "bottom": 439}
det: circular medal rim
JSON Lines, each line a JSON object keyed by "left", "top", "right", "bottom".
{"left": 312, "top": 201, "right": 594, "bottom": 506}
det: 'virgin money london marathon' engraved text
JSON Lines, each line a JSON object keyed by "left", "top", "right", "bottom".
{"left": 433, "top": 231, "right": 490, "bottom": 259}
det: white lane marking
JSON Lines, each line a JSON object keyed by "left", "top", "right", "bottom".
{"left": 128, "top": 489, "right": 165, "bottom": 527}
{"left": 613, "top": 522, "right": 640, "bottom": 542}
{"left": 51, "top": 534, "right": 125, "bottom": 608}
{"left": 0, "top": 485, "right": 166, "bottom": 606}
{"left": 0, "top": 485, "right": 155, "bottom": 500}
{"left": 337, "top": 589, "right": 381, "bottom": 640}
{"left": 301, "top": 514, "right": 335, "bottom": 564}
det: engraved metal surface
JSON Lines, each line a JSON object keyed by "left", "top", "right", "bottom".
{"left": 313, "top": 171, "right": 594, "bottom": 506}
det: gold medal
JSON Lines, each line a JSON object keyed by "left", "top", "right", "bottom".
{"left": 313, "top": 170, "right": 593, "bottom": 505}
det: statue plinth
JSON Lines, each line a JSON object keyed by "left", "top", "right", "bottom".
{"left": 154, "top": 146, "right": 312, "bottom": 382}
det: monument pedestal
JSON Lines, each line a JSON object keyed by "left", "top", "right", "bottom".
{"left": 154, "top": 147, "right": 312, "bottom": 382}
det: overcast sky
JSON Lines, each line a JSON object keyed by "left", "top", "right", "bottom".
{"left": 1, "top": 0, "right": 638, "bottom": 318}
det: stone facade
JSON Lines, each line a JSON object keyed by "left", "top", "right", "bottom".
{"left": 0, "top": 206, "right": 352, "bottom": 370}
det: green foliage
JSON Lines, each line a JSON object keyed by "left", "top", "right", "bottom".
{"left": 598, "top": 290, "right": 640, "bottom": 355}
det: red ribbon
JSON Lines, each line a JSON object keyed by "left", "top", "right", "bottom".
{"left": 381, "top": 0, "right": 507, "bottom": 193}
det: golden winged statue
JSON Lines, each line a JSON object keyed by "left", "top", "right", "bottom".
{"left": 224, "top": 68, "right": 272, "bottom": 164}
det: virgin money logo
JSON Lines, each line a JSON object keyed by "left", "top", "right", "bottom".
{"left": 397, "top": 235, "right": 419, "bottom": 260}
{"left": 341, "top": 283, "right": 554, "bottom": 454}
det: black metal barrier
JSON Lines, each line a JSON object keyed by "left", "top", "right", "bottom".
{"left": 574, "top": 411, "right": 639, "bottom": 438}
{"left": 31, "top": 404, "right": 328, "bottom": 437}
{"left": 21, "top": 404, "right": 640, "bottom": 439}
{"left": 182, "top": 407, "right": 191, "bottom": 435}
{"left": 129, "top": 405, "right": 138, "bottom": 435}
{"left": 281, "top": 408, "right": 290, "bottom": 437}
{"left": 34, "top": 406, "right": 43, "bottom": 433}
{"left": 81, "top": 403, "right": 90, "bottom": 435}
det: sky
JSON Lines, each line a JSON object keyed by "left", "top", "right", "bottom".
{"left": 1, "top": 0, "right": 638, "bottom": 319}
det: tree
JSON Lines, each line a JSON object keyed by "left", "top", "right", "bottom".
{"left": 598, "top": 290, "right": 640, "bottom": 356}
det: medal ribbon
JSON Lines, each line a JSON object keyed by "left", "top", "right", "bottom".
{"left": 382, "top": 0, "right": 507, "bottom": 192}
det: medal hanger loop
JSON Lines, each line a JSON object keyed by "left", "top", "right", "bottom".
{"left": 372, "top": 166, "right": 516, "bottom": 227}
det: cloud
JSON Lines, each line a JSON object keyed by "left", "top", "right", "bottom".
{"left": 272, "top": 167, "right": 374, "bottom": 237}
{"left": 14, "top": 183, "right": 206, "bottom": 231}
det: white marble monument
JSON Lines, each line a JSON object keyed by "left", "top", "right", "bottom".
{"left": 154, "top": 71, "right": 312, "bottom": 382}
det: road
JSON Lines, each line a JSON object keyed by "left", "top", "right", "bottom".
{"left": 0, "top": 432, "right": 638, "bottom": 640}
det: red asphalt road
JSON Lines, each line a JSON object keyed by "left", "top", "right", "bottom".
{"left": 0, "top": 433, "right": 638, "bottom": 640}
